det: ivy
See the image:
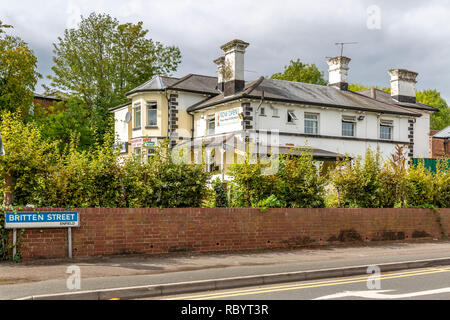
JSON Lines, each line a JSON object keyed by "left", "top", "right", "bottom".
{"left": 0, "top": 205, "right": 25, "bottom": 262}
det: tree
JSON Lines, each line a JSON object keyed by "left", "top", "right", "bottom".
{"left": 0, "top": 112, "right": 56, "bottom": 205}
{"left": 271, "top": 59, "right": 327, "bottom": 85}
{"left": 33, "top": 96, "right": 94, "bottom": 152}
{"left": 416, "top": 89, "right": 450, "bottom": 131}
{"left": 48, "top": 12, "right": 182, "bottom": 143}
{"left": 0, "top": 22, "right": 40, "bottom": 116}
{"left": 348, "top": 83, "right": 390, "bottom": 93}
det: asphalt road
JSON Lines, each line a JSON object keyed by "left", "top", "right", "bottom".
{"left": 151, "top": 266, "right": 450, "bottom": 300}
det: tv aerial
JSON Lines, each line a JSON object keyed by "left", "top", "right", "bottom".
{"left": 335, "top": 42, "right": 358, "bottom": 56}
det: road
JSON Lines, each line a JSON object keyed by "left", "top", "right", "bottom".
{"left": 149, "top": 266, "right": 450, "bottom": 300}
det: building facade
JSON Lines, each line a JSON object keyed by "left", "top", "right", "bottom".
{"left": 111, "top": 39, "right": 437, "bottom": 174}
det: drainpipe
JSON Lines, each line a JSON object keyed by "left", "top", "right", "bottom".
{"left": 255, "top": 89, "right": 265, "bottom": 156}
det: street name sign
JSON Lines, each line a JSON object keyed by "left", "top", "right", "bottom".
{"left": 4, "top": 212, "right": 80, "bottom": 229}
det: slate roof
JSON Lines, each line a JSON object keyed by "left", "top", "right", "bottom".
{"left": 187, "top": 77, "right": 421, "bottom": 117}
{"left": 126, "top": 74, "right": 219, "bottom": 96}
{"left": 357, "top": 88, "right": 438, "bottom": 112}
{"left": 433, "top": 126, "right": 450, "bottom": 138}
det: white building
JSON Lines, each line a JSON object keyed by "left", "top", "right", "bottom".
{"left": 111, "top": 39, "right": 437, "bottom": 173}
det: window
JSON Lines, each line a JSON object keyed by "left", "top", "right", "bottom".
{"left": 147, "top": 148, "right": 156, "bottom": 162}
{"left": 287, "top": 111, "right": 298, "bottom": 123}
{"left": 134, "top": 147, "right": 141, "bottom": 159}
{"left": 342, "top": 116, "right": 356, "bottom": 137}
{"left": 207, "top": 115, "right": 215, "bottom": 135}
{"left": 380, "top": 120, "right": 393, "bottom": 140}
{"left": 272, "top": 107, "right": 279, "bottom": 117}
{"left": 260, "top": 107, "right": 265, "bottom": 116}
{"left": 146, "top": 102, "right": 157, "bottom": 127}
{"left": 304, "top": 113, "right": 319, "bottom": 134}
{"left": 133, "top": 103, "right": 141, "bottom": 129}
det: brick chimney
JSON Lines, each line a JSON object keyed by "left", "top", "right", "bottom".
{"left": 389, "top": 69, "right": 418, "bottom": 103}
{"left": 220, "top": 39, "right": 249, "bottom": 96}
{"left": 214, "top": 56, "right": 225, "bottom": 92}
{"left": 327, "top": 56, "right": 351, "bottom": 91}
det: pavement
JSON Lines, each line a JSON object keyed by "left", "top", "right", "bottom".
{"left": 2, "top": 240, "right": 450, "bottom": 300}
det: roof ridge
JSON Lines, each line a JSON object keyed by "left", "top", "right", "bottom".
{"left": 347, "top": 90, "right": 421, "bottom": 115}
{"left": 168, "top": 73, "right": 194, "bottom": 88}
{"left": 244, "top": 76, "right": 265, "bottom": 95}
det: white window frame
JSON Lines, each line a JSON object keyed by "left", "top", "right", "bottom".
{"left": 146, "top": 101, "right": 157, "bottom": 127}
{"left": 287, "top": 110, "right": 298, "bottom": 123}
{"left": 133, "top": 103, "right": 141, "bottom": 129}
{"left": 207, "top": 114, "right": 216, "bottom": 136}
{"left": 380, "top": 119, "right": 394, "bottom": 140}
{"left": 304, "top": 113, "right": 319, "bottom": 134}
{"left": 342, "top": 115, "right": 356, "bottom": 137}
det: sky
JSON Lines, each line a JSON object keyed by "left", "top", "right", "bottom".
{"left": 1, "top": 0, "right": 449, "bottom": 100}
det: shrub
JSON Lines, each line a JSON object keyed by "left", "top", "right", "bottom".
{"left": 276, "top": 150, "right": 326, "bottom": 208}
{"left": 329, "top": 149, "right": 383, "bottom": 208}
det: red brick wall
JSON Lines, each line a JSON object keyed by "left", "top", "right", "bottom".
{"left": 430, "top": 137, "right": 450, "bottom": 158}
{"left": 11, "top": 208, "right": 450, "bottom": 260}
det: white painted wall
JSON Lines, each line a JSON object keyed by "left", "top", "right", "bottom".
{"left": 252, "top": 101, "right": 412, "bottom": 160}
{"left": 114, "top": 106, "right": 129, "bottom": 144}
{"left": 414, "top": 111, "right": 431, "bottom": 158}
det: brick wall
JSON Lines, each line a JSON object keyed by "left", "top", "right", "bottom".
{"left": 10, "top": 208, "right": 450, "bottom": 260}
{"left": 430, "top": 137, "right": 450, "bottom": 158}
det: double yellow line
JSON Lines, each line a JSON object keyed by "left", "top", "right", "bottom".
{"left": 163, "top": 266, "right": 450, "bottom": 300}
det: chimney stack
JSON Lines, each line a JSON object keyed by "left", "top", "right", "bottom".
{"left": 214, "top": 56, "right": 225, "bottom": 92}
{"left": 389, "top": 69, "right": 418, "bottom": 103}
{"left": 327, "top": 56, "right": 351, "bottom": 91}
{"left": 220, "top": 39, "right": 249, "bottom": 96}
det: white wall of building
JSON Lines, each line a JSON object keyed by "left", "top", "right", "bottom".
{"left": 250, "top": 101, "right": 413, "bottom": 160}
{"left": 414, "top": 111, "right": 431, "bottom": 158}
{"left": 114, "top": 106, "right": 129, "bottom": 144}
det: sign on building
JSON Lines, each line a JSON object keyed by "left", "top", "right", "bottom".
{"left": 131, "top": 138, "right": 158, "bottom": 148}
{"left": 217, "top": 108, "right": 241, "bottom": 126}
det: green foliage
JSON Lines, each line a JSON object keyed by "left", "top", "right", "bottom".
{"left": 48, "top": 12, "right": 182, "bottom": 143}
{"left": 329, "top": 149, "right": 383, "bottom": 208}
{"left": 0, "top": 23, "right": 40, "bottom": 116}
{"left": 256, "top": 195, "right": 285, "bottom": 213}
{"left": 406, "top": 160, "right": 434, "bottom": 207}
{"left": 33, "top": 96, "right": 94, "bottom": 152}
{"left": 434, "top": 160, "right": 450, "bottom": 208}
{"left": 348, "top": 83, "right": 391, "bottom": 93}
{"left": 122, "top": 141, "right": 210, "bottom": 208}
{"left": 0, "top": 112, "right": 57, "bottom": 205}
{"left": 228, "top": 154, "right": 279, "bottom": 208}
{"left": 329, "top": 147, "right": 449, "bottom": 208}
{"left": 229, "top": 148, "right": 326, "bottom": 208}
{"left": 271, "top": 59, "right": 327, "bottom": 85}
{"left": 416, "top": 89, "right": 450, "bottom": 131}
{"left": 276, "top": 151, "right": 326, "bottom": 208}
{"left": 212, "top": 179, "right": 228, "bottom": 208}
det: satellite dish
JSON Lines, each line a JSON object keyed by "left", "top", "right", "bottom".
{"left": 124, "top": 112, "right": 131, "bottom": 123}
